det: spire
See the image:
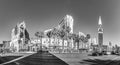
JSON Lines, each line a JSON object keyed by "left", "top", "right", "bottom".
{"left": 98, "top": 16, "right": 102, "bottom": 25}
{"left": 19, "top": 21, "right": 26, "bottom": 29}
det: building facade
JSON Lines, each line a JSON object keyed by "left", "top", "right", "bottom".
{"left": 58, "top": 14, "right": 74, "bottom": 33}
{"left": 10, "top": 21, "right": 30, "bottom": 52}
{"left": 44, "top": 15, "right": 74, "bottom": 50}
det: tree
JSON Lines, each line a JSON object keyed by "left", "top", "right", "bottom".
{"left": 83, "top": 37, "right": 88, "bottom": 43}
{"left": 82, "top": 34, "right": 91, "bottom": 43}
{"left": 65, "top": 26, "right": 71, "bottom": 51}
{"left": 80, "top": 35, "right": 85, "bottom": 42}
{"left": 72, "top": 34, "right": 76, "bottom": 48}
{"left": 86, "top": 34, "right": 91, "bottom": 40}
{"left": 79, "top": 35, "right": 85, "bottom": 49}
{"left": 79, "top": 34, "right": 91, "bottom": 50}
{"left": 67, "top": 33, "right": 72, "bottom": 39}
{"left": 79, "top": 35, "right": 90, "bottom": 43}
{"left": 51, "top": 28, "right": 59, "bottom": 49}
{"left": 52, "top": 28, "right": 58, "bottom": 38}
{"left": 59, "top": 30, "right": 66, "bottom": 52}
{"left": 76, "top": 35, "right": 80, "bottom": 50}
{"left": 46, "top": 31, "right": 52, "bottom": 49}
{"left": 72, "top": 34, "right": 80, "bottom": 50}
{"left": 67, "top": 33, "right": 72, "bottom": 49}
{"left": 66, "top": 26, "right": 71, "bottom": 33}
{"left": 35, "top": 31, "right": 44, "bottom": 50}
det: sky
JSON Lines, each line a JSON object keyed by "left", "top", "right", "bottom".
{"left": 0, "top": 0, "right": 120, "bottom": 46}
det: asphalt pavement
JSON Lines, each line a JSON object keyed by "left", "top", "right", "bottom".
{"left": 4, "top": 51, "right": 68, "bottom": 65}
{"left": 2, "top": 52, "right": 120, "bottom": 65}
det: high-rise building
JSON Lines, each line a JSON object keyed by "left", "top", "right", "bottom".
{"left": 98, "top": 16, "right": 103, "bottom": 46}
{"left": 44, "top": 15, "right": 74, "bottom": 35}
{"left": 59, "top": 14, "right": 74, "bottom": 33}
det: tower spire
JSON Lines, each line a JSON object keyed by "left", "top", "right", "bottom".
{"left": 98, "top": 16, "right": 102, "bottom": 25}
{"left": 98, "top": 16, "right": 103, "bottom": 46}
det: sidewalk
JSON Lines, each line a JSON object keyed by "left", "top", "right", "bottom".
{"left": 0, "top": 51, "right": 36, "bottom": 57}
{"left": 0, "top": 52, "right": 36, "bottom": 65}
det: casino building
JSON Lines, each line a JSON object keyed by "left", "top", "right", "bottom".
{"left": 27, "top": 15, "right": 74, "bottom": 52}
{"left": 44, "top": 14, "right": 74, "bottom": 48}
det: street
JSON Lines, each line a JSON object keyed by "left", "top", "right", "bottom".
{"left": 4, "top": 51, "right": 68, "bottom": 65}
{"left": 1, "top": 52, "right": 120, "bottom": 65}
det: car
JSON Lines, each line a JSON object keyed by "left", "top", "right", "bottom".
{"left": 37, "top": 47, "right": 49, "bottom": 53}
{"left": 91, "top": 47, "right": 107, "bottom": 56}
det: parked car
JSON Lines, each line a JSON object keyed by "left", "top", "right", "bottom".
{"left": 91, "top": 47, "right": 107, "bottom": 56}
{"left": 37, "top": 46, "right": 48, "bottom": 53}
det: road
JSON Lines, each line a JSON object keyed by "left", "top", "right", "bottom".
{"left": 4, "top": 51, "right": 68, "bottom": 65}
{"left": 2, "top": 52, "right": 120, "bottom": 65}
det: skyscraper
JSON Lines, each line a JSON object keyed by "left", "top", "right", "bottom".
{"left": 98, "top": 16, "right": 103, "bottom": 46}
{"left": 59, "top": 14, "right": 74, "bottom": 33}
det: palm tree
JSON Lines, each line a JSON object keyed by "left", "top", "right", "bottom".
{"left": 86, "top": 34, "right": 91, "bottom": 49}
{"left": 72, "top": 34, "right": 80, "bottom": 50}
{"left": 55, "top": 30, "right": 61, "bottom": 51}
{"left": 65, "top": 26, "right": 71, "bottom": 33}
{"left": 51, "top": 28, "right": 58, "bottom": 51}
{"left": 35, "top": 31, "right": 44, "bottom": 51}
{"left": 86, "top": 34, "right": 91, "bottom": 40}
{"left": 35, "top": 32, "right": 39, "bottom": 48}
{"left": 79, "top": 35, "right": 85, "bottom": 49}
{"left": 51, "top": 28, "right": 58, "bottom": 40}
{"left": 81, "top": 34, "right": 91, "bottom": 43}
{"left": 83, "top": 34, "right": 91, "bottom": 49}
{"left": 76, "top": 35, "right": 80, "bottom": 50}
{"left": 67, "top": 33, "right": 72, "bottom": 50}
{"left": 72, "top": 34, "right": 75, "bottom": 50}
{"left": 65, "top": 26, "right": 71, "bottom": 51}
{"left": 59, "top": 30, "right": 66, "bottom": 52}
{"left": 79, "top": 34, "right": 91, "bottom": 51}
{"left": 46, "top": 31, "right": 52, "bottom": 49}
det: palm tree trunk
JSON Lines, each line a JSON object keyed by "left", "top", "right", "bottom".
{"left": 49, "top": 38, "right": 51, "bottom": 50}
{"left": 67, "top": 39, "right": 70, "bottom": 53}
{"left": 73, "top": 40, "right": 75, "bottom": 49}
{"left": 40, "top": 37, "right": 42, "bottom": 50}
{"left": 62, "top": 39, "right": 64, "bottom": 53}
{"left": 37, "top": 37, "right": 39, "bottom": 51}
{"left": 77, "top": 41, "right": 79, "bottom": 52}
{"left": 57, "top": 38, "right": 60, "bottom": 53}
